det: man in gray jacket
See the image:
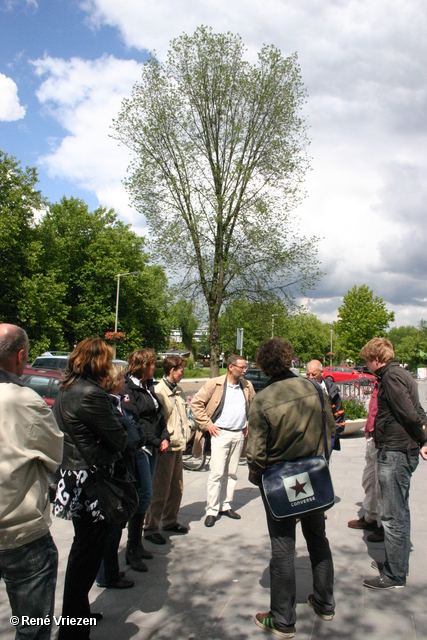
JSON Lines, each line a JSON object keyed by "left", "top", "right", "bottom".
{"left": 0, "top": 324, "right": 64, "bottom": 639}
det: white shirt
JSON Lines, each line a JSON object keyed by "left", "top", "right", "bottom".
{"left": 214, "top": 382, "right": 247, "bottom": 431}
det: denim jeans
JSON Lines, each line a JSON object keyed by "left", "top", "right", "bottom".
{"left": 262, "top": 493, "right": 334, "bottom": 628}
{"left": 0, "top": 532, "right": 58, "bottom": 640}
{"left": 135, "top": 448, "right": 157, "bottom": 515}
{"left": 377, "top": 449, "right": 419, "bottom": 584}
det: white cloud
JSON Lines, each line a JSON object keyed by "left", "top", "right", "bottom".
{"left": 0, "top": 73, "right": 25, "bottom": 121}
{"left": 32, "top": 55, "right": 144, "bottom": 227}
{"left": 31, "top": 1, "right": 427, "bottom": 325}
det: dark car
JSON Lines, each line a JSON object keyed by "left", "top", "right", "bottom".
{"left": 21, "top": 367, "right": 65, "bottom": 407}
{"left": 244, "top": 369, "right": 270, "bottom": 393}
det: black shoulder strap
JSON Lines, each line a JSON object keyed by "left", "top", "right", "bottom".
{"left": 307, "top": 378, "right": 330, "bottom": 462}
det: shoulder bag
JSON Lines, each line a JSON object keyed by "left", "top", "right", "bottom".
{"left": 262, "top": 380, "right": 335, "bottom": 519}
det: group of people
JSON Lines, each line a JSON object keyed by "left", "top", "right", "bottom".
{"left": 1, "top": 322, "right": 427, "bottom": 640}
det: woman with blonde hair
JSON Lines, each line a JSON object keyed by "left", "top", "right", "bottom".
{"left": 122, "top": 349, "right": 170, "bottom": 570}
{"left": 53, "top": 338, "right": 127, "bottom": 639}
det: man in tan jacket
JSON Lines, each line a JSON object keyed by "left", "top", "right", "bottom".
{"left": 0, "top": 324, "right": 63, "bottom": 640}
{"left": 191, "top": 355, "right": 255, "bottom": 527}
{"left": 144, "top": 354, "right": 192, "bottom": 544}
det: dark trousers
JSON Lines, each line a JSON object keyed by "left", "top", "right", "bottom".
{"left": 58, "top": 513, "right": 108, "bottom": 640}
{"left": 96, "top": 523, "right": 123, "bottom": 586}
{"left": 263, "top": 496, "right": 335, "bottom": 628}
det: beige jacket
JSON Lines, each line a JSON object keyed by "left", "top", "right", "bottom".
{"left": 191, "top": 374, "right": 255, "bottom": 457}
{"left": 0, "top": 372, "right": 64, "bottom": 550}
{"left": 155, "top": 378, "right": 192, "bottom": 451}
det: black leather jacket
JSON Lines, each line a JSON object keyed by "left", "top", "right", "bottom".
{"left": 121, "top": 375, "right": 169, "bottom": 451}
{"left": 53, "top": 378, "right": 127, "bottom": 470}
{"left": 375, "top": 360, "right": 427, "bottom": 452}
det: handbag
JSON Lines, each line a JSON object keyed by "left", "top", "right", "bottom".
{"left": 262, "top": 379, "right": 335, "bottom": 519}
{"left": 58, "top": 398, "right": 139, "bottom": 525}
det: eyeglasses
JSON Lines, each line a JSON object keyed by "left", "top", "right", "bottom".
{"left": 305, "top": 372, "right": 318, "bottom": 378}
{"left": 233, "top": 364, "right": 247, "bottom": 371}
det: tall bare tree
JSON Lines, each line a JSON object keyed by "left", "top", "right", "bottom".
{"left": 113, "top": 26, "right": 320, "bottom": 375}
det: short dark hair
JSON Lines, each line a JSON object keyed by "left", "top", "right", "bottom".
{"left": 127, "top": 349, "right": 157, "bottom": 379}
{"left": 227, "top": 354, "right": 245, "bottom": 368}
{"left": 0, "top": 325, "right": 28, "bottom": 367}
{"left": 163, "top": 354, "right": 186, "bottom": 375}
{"left": 256, "top": 338, "right": 293, "bottom": 377}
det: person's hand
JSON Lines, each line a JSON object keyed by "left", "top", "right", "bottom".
{"left": 243, "top": 424, "right": 248, "bottom": 438}
{"left": 420, "top": 444, "right": 427, "bottom": 461}
{"left": 159, "top": 439, "right": 169, "bottom": 453}
{"left": 209, "top": 424, "right": 221, "bottom": 437}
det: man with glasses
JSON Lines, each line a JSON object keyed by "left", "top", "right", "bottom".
{"left": 306, "top": 360, "right": 345, "bottom": 451}
{"left": 191, "top": 355, "right": 255, "bottom": 527}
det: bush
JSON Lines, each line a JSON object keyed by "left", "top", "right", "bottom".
{"left": 342, "top": 398, "right": 368, "bottom": 420}
{"left": 186, "top": 358, "right": 194, "bottom": 370}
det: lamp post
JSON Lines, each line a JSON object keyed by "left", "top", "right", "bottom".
{"left": 271, "top": 314, "right": 276, "bottom": 339}
{"left": 330, "top": 326, "right": 333, "bottom": 367}
{"left": 114, "top": 271, "right": 141, "bottom": 356}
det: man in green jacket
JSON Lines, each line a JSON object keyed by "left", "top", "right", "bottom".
{"left": 247, "top": 338, "right": 335, "bottom": 638}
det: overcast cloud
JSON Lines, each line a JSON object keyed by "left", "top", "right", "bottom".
{"left": 4, "top": 0, "right": 425, "bottom": 325}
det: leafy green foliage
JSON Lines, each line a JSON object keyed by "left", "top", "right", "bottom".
{"left": 387, "top": 323, "right": 427, "bottom": 370}
{"left": 114, "top": 26, "right": 319, "bottom": 374}
{"left": 168, "top": 299, "right": 199, "bottom": 356}
{"left": 218, "top": 298, "right": 332, "bottom": 362}
{"left": 335, "top": 285, "right": 394, "bottom": 362}
{"left": 0, "top": 151, "right": 45, "bottom": 325}
{"left": 342, "top": 398, "right": 368, "bottom": 420}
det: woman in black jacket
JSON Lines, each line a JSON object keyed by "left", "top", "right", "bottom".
{"left": 53, "top": 338, "right": 126, "bottom": 640}
{"left": 122, "top": 349, "right": 170, "bottom": 569}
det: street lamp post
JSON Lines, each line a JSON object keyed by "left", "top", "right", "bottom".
{"left": 114, "top": 271, "right": 141, "bottom": 356}
{"left": 330, "top": 327, "right": 333, "bottom": 367}
{"left": 271, "top": 314, "right": 276, "bottom": 339}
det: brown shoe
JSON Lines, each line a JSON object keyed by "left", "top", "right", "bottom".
{"left": 348, "top": 516, "right": 377, "bottom": 531}
{"left": 367, "top": 526, "right": 384, "bottom": 542}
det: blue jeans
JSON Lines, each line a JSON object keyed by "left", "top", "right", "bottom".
{"left": 136, "top": 448, "right": 157, "bottom": 514}
{"left": 0, "top": 532, "right": 58, "bottom": 640}
{"left": 377, "top": 449, "right": 419, "bottom": 584}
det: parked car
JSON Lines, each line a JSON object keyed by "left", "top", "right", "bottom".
{"left": 21, "top": 367, "right": 65, "bottom": 407}
{"left": 244, "top": 369, "right": 270, "bottom": 393}
{"left": 30, "top": 351, "right": 128, "bottom": 370}
{"left": 322, "top": 366, "right": 375, "bottom": 383}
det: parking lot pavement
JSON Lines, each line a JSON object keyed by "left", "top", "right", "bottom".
{"left": 1, "top": 431, "right": 427, "bottom": 640}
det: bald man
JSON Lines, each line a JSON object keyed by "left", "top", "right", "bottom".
{"left": 306, "top": 360, "right": 345, "bottom": 450}
{"left": 0, "top": 324, "right": 63, "bottom": 640}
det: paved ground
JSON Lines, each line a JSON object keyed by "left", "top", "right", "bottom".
{"left": 2, "top": 382, "right": 427, "bottom": 640}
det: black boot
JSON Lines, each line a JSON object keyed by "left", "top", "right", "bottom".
{"left": 126, "top": 514, "right": 148, "bottom": 572}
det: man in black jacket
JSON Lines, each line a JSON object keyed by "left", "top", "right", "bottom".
{"left": 306, "top": 360, "right": 345, "bottom": 450}
{"left": 360, "top": 338, "right": 427, "bottom": 590}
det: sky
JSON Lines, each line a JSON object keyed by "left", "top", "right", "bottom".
{"left": 1, "top": 0, "right": 426, "bottom": 328}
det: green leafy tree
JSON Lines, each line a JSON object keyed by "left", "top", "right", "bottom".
{"left": 335, "top": 285, "right": 395, "bottom": 361}
{"left": 219, "top": 298, "right": 289, "bottom": 360}
{"left": 0, "top": 151, "right": 45, "bottom": 325}
{"left": 387, "top": 324, "right": 427, "bottom": 370}
{"left": 113, "top": 26, "right": 320, "bottom": 375}
{"left": 36, "top": 197, "right": 170, "bottom": 355}
{"left": 283, "top": 313, "right": 332, "bottom": 364}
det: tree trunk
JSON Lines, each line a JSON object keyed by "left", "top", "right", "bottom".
{"left": 209, "top": 312, "right": 221, "bottom": 377}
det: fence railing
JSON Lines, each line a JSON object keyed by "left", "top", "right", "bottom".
{"left": 336, "top": 379, "right": 375, "bottom": 403}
